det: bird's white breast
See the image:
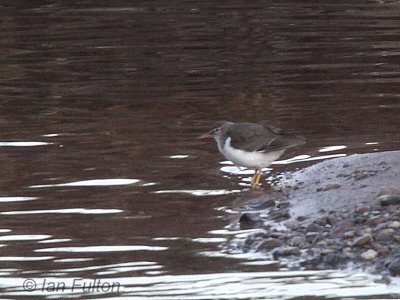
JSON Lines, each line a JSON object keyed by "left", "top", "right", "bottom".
{"left": 220, "top": 137, "right": 284, "bottom": 169}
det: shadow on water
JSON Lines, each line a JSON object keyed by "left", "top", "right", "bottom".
{"left": 0, "top": 0, "right": 400, "bottom": 298}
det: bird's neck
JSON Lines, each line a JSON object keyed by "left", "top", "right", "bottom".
{"left": 215, "top": 135, "right": 229, "bottom": 152}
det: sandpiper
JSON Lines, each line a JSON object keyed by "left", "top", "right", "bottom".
{"left": 200, "top": 121, "right": 304, "bottom": 188}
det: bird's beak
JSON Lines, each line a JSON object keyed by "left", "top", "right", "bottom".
{"left": 198, "top": 132, "right": 212, "bottom": 139}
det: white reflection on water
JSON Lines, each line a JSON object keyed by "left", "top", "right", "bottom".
{"left": 0, "top": 256, "right": 54, "bottom": 261}
{"left": 54, "top": 258, "right": 94, "bottom": 263}
{"left": 153, "top": 189, "right": 241, "bottom": 196}
{"left": 0, "top": 235, "right": 51, "bottom": 241}
{"left": 275, "top": 153, "right": 347, "bottom": 164}
{"left": 169, "top": 155, "right": 189, "bottom": 159}
{"left": 35, "top": 245, "right": 168, "bottom": 253}
{"left": 1, "top": 271, "right": 398, "bottom": 299}
{"left": 319, "top": 145, "right": 347, "bottom": 152}
{"left": 191, "top": 237, "right": 227, "bottom": 243}
{"left": 0, "top": 208, "right": 123, "bottom": 215}
{"left": 0, "top": 141, "right": 51, "bottom": 147}
{"left": 0, "top": 197, "right": 38, "bottom": 202}
{"left": 29, "top": 178, "right": 140, "bottom": 188}
{"left": 38, "top": 239, "right": 72, "bottom": 244}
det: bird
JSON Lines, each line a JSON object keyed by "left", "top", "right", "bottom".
{"left": 199, "top": 121, "right": 304, "bottom": 188}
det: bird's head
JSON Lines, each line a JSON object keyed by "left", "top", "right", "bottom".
{"left": 198, "top": 121, "right": 233, "bottom": 140}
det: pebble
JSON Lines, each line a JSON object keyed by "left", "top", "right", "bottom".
{"left": 290, "top": 235, "right": 306, "bottom": 247}
{"left": 361, "top": 249, "right": 378, "bottom": 260}
{"left": 375, "top": 228, "right": 395, "bottom": 242}
{"left": 344, "top": 231, "right": 355, "bottom": 239}
{"left": 378, "top": 187, "right": 400, "bottom": 197}
{"left": 354, "top": 172, "right": 368, "bottom": 181}
{"left": 252, "top": 199, "right": 276, "bottom": 209}
{"left": 379, "top": 195, "right": 400, "bottom": 206}
{"left": 322, "top": 184, "right": 341, "bottom": 191}
{"left": 305, "top": 232, "right": 319, "bottom": 244}
{"left": 239, "top": 213, "right": 262, "bottom": 228}
{"left": 388, "top": 221, "right": 400, "bottom": 229}
{"left": 306, "top": 223, "right": 321, "bottom": 233}
{"left": 273, "top": 247, "right": 301, "bottom": 259}
{"left": 367, "top": 216, "right": 386, "bottom": 225}
{"left": 277, "top": 202, "right": 290, "bottom": 209}
{"left": 323, "top": 252, "right": 347, "bottom": 266}
{"left": 334, "top": 220, "right": 353, "bottom": 234}
{"left": 257, "top": 238, "right": 282, "bottom": 251}
{"left": 389, "top": 258, "right": 400, "bottom": 276}
{"left": 351, "top": 234, "right": 372, "bottom": 247}
{"left": 284, "top": 220, "right": 300, "bottom": 230}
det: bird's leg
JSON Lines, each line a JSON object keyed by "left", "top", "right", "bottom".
{"left": 250, "top": 170, "right": 257, "bottom": 186}
{"left": 251, "top": 168, "right": 262, "bottom": 188}
{"left": 255, "top": 168, "right": 262, "bottom": 185}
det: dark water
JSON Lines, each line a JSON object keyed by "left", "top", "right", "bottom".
{"left": 0, "top": 0, "right": 400, "bottom": 298}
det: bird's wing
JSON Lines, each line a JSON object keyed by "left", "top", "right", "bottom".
{"left": 228, "top": 123, "right": 304, "bottom": 152}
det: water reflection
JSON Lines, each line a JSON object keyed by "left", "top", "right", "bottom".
{"left": 1, "top": 208, "right": 123, "bottom": 215}
{"left": 153, "top": 189, "right": 241, "bottom": 196}
{"left": 29, "top": 178, "right": 140, "bottom": 188}
{"left": 0, "top": 197, "right": 38, "bottom": 202}
{"left": 0, "top": 0, "right": 399, "bottom": 298}
{"left": 35, "top": 245, "right": 168, "bottom": 253}
{"left": 1, "top": 271, "right": 397, "bottom": 299}
{"left": 0, "top": 142, "right": 51, "bottom": 147}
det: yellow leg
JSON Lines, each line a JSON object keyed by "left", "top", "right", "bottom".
{"left": 251, "top": 169, "right": 262, "bottom": 188}
{"left": 250, "top": 171, "right": 256, "bottom": 186}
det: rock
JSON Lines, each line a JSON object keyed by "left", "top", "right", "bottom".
{"left": 322, "top": 184, "right": 341, "bottom": 191}
{"left": 323, "top": 252, "right": 347, "bottom": 267}
{"left": 361, "top": 249, "right": 378, "bottom": 260}
{"left": 273, "top": 247, "right": 301, "bottom": 259}
{"left": 239, "top": 213, "right": 262, "bottom": 228}
{"left": 389, "top": 258, "right": 400, "bottom": 276}
{"left": 334, "top": 220, "right": 353, "bottom": 234}
{"left": 296, "top": 216, "right": 308, "bottom": 222}
{"left": 257, "top": 238, "right": 282, "bottom": 251}
{"left": 354, "top": 172, "right": 368, "bottom": 181}
{"left": 351, "top": 234, "right": 372, "bottom": 247}
{"left": 315, "top": 217, "right": 330, "bottom": 226}
{"left": 305, "top": 232, "right": 319, "bottom": 244}
{"left": 251, "top": 199, "right": 276, "bottom": 209}
{"left": 379, "top": 195, "right": 400, "bottom": 206}
{"left": 356, "top": 207, "right": 370, "bottom": 214}
{"left": 388, "top": 221, "right": 400, "bottom": 229}
{"left": 367, "top": 216, "right": 386, "bottom": 225}
{"left": 301, "top": 256, "right": 322, "bottom": 268}
{"left": 306, "top": 223, "right": 321, "bottom": 233}
{"left": 375, "top": 228, "right": 395, "bottom": 242}
{"left": 290, "top": 235, "right": 306, "bottom": 247}
{"left": 270, "top": 209, "right": 290, "bottom": 221}
{"left": 354, "top": 215, "right": 368, "bottom": 224}
{"left": 344, "top": 231, "right": 355, "bottom": 239}
{"left": 378, "top": 187, "right": 400, "bottom": 197}
{"left": 284, "top": 220, "right": 300, "bottom": 230}
{"left": 277, "top": 202, "right": 290, "bottom": 209}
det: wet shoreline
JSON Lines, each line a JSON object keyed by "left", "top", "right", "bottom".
{"left": 233, "top": 151, "right": 400, "bottom": 277}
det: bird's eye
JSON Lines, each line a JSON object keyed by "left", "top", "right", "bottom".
{"left": 212, "top": 128, "right": 220, "bottom": 133}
